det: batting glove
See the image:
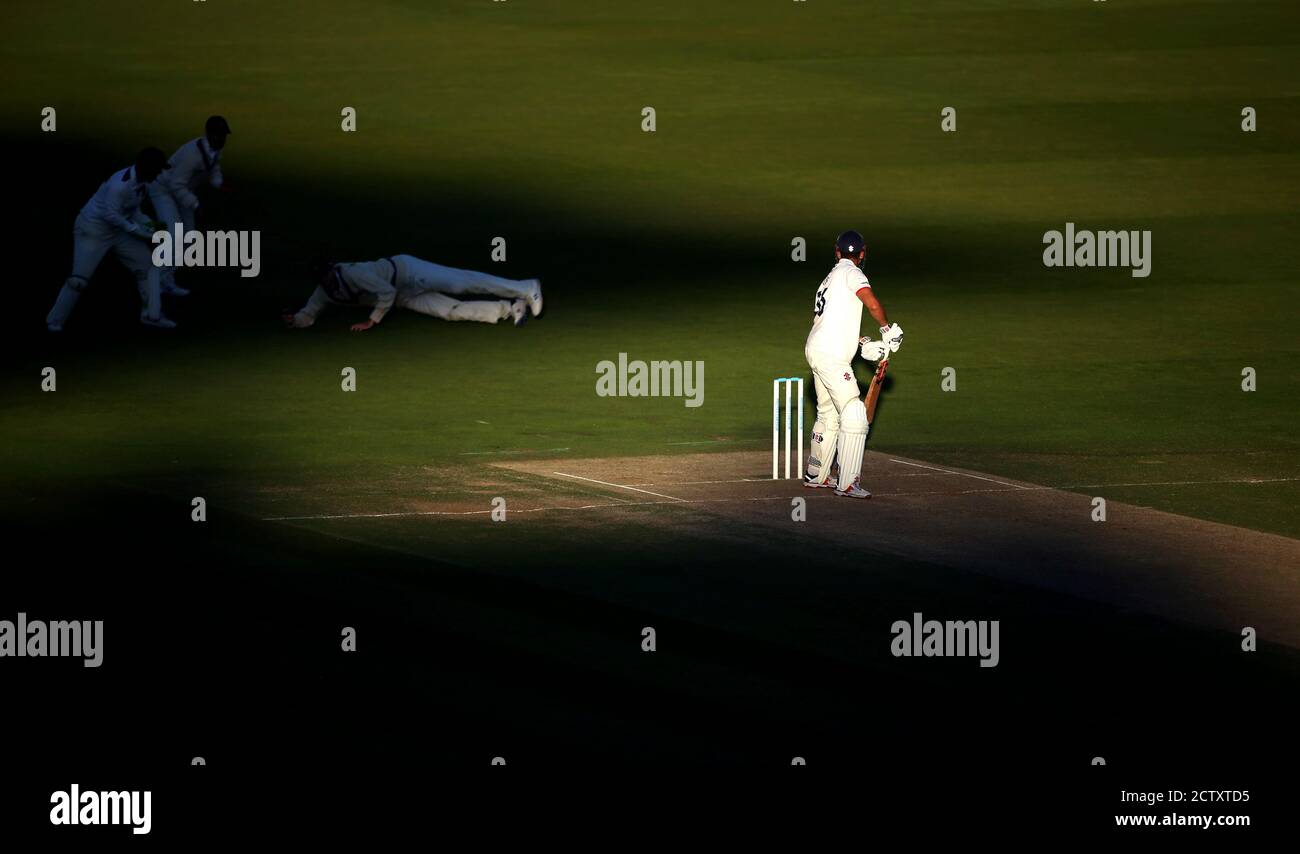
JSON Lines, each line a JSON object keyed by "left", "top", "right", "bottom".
{"left": 860, "top": 338, "right": 888, "bottom": 361}
{"left": 880, "top": 323, "right": 904, "bottom": 352}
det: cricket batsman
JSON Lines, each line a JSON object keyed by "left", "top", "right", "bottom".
{"left": 282, "top": 255, "right": 543, "bottom": 331}
{"left": 803, "top": 230, "right": 903, "bottom": 498}
{"left": 45, "top": 147, "right": 175, "bottom": 331}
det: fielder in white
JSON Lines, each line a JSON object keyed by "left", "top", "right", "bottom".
{"left": 148, "top": 115, "right": 231, "bottom": 297}
{"left": 283, "top": 255, "right": 544, "bottom": 331}
{"left": 46, "top": 147, "right": 175, "bottom": 332}
{"left": 803, "top": 230, "right": 903, "bottom": 498}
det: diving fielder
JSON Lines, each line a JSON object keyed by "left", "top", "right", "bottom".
{"left": 282, "top": 255, "right": 544, "bottom": 331}
{"left": 46, "top": 147, "right": 174, "bottom": 332}
{"left": 148, "top": 115, "right": 231, "bottom": 296}
{"left": 803, "top": 230, "right": 903, "bottom": 498}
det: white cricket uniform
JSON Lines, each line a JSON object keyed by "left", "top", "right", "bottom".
{"left": 46, "top": 165, "right": 162, "bottom": 328}
{"left": 391, "top": 255, "right": 535, "bottom": 301}
{"left": 804, "top": 259, "right": 872, "bottom": 485}
{"left": 148, "top": 137, "right": 223, "bottom": 285}
{"left": 291, "top": 257, "right": 525, "bottom": 327}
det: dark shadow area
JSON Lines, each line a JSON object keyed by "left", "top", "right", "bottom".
{"left": 4, "top": 485, "right": 1293, "bottom": 778}
{"left": 5, "top": 132, "right": 1039, "bottom": 365}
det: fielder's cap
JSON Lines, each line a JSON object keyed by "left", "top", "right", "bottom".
{"left": 136, "top": 146, "right": 171, "bottom": 171}
{"left": 836, "top": 230, "right": 866, "bottom": 255}
{"left": 206, "top": 115, "right": 232, "bottom": 136}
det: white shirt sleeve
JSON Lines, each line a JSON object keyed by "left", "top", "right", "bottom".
{"left": 295, "top": 286, "right": 332, "bottom": 325}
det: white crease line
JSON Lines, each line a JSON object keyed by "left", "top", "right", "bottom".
{"left": 889, "top": 458, "right": 1033, "bottom": 490}
{"left": 1065, "top": 477, "right": 1300, "bottom": 488}
{"left": 551, "top": 471, "right": 686, "bottom": 501}
{"left": 627, "top": 478, "right": 770, "bottom": 486}
{"left": 666, "top": 440, "right": 729, "bottom": 446}
{"left": 265, "top": 509, "right": 493, "bottom": 521}
{"left": 260, "top": 490, "right": 1015, "bottom": 520}
{"left": 459, "top": 447, "right": 571, "bottom": 456}
{"left": 884, "top": 476, "right": 1300, "bottom": 496}
{"left": 263, "top": 494, "right": 791, "bottom": 522}
{"left": 266, "top": 502, "right": 653, "bottom": 521}
{"left": 617, "top": 474, "right": 1299, "bottom": 494}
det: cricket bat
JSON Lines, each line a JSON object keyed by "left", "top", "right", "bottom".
{"left": 863, "top": 354, "right": 890, "bottom": 422}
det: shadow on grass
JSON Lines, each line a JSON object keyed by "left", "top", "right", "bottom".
{"left": 8, "top": 132, "right": 1038, "bottom": 362}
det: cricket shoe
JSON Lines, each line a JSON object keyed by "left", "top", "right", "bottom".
{"left": 510, "top": 299, "right": 529, "bottom": 327}
{"left": 833, "top": 478, "right": 871, "bottom": 499}
{"left": 162, "top": 281, "right": 190, "bottom": 297}
{"left": 525, "top": 279, "right": 543, "bottom": 317}
{"left": 803, "top": 474, "right": 837, "bottom": 489}
{"left": 140, "top": 313, "right": 177, "bottom": 329}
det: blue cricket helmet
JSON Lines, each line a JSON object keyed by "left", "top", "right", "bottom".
{"left": 835, "top": 230, "right": 866, "bottom": 255}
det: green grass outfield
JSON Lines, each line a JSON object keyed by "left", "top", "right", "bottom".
{"left": 1, "top": 0, "right": 1297, "bottom": 536}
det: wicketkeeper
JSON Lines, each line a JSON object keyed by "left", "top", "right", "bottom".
{"left": 46, "top": 147, "right": 175, "bottom": 332}
{"left": 803, "top": 230, "right": 903, "bottom": 498}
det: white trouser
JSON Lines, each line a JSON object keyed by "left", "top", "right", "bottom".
{"left": 292, "top": 285, "right": 509, "bottom": 326}
{"left": 805, "top": 348, "right": 866, "bottom": 483}
{"left": 147, "top": 186, "right": 196, "bottom": 286}
{"left": 396, "top": 288, "right": 511, "bottom": 324}
{"left": 392, "top": 255, "right": 533, "bottom": 300}
{"left": 47, "top": 214, "right": 161, "bottom": 327}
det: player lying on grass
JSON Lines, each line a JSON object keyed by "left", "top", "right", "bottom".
{"left": 282, "top": 255, "right": 544, "bottom": 331}
{"left": 148, "top": 115, "right": 232, "bottom": 298}
{"left": 46, "top": 147, "right": 177, "bottom": 332}
{"left": 803, "top": 230, "right": 903, "bottom": 498}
